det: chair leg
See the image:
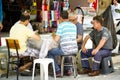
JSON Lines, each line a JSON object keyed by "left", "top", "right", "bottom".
{"left": 6, "top": 62, "right": 9, "bottom": 78}
{"left": 61, "top": 56, "right": 64, "bottom": 77}
{"left": 52, "top": 61, "right": 56, "bottom": 80}
{"left": 32, "top": 62, "right": 36, "bottom": 80}
{"left": 40, "top": 64, "right": 44, "bottom": 80}
{"left": 44, "top": 64, "right": 49, "bottom": 80}
{"left": 72, "top": 56, "right": 77, "bottom": 78}
{"left": 16, "top": 66, "right": 19, "bottom": 80}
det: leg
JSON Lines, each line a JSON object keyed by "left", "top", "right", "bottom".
{"left": 48, "top": 48, "right": 64, "bottom": 72}
{"left": 19, "top": 61, "right": 33, "bottom": 71}
{"left": 92, "top": 49, "right": 111, "bottom": 70}
{"left": 88, "top": 49, "right": 111, "bottom": 76}
{"left": 80, "top": 49, "right": 93, "bottom": 69}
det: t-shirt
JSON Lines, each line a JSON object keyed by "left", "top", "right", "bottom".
{"left": 89, "top": 27, "right": 113, "bottom": 49}
{"left": 56, "top": 21, "right": 78, "bottom": 55}
{"left": 15, "top": 21, "right": 33, "bottom": 31}
{"left": 10, "top": 23, "right": 34, "bottom": 53}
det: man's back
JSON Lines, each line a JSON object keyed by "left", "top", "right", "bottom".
{"left": 10, "top": 23, "right": 34, "bottom": 53}
{"left": 56, "top": 21, "right": 78, "bottom": 55}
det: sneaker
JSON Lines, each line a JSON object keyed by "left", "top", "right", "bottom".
{"left": 88, "top": 70, "right": 100, "bottom": 76}
{"left": 78, "top": 68, "right": 91, "bottom": 74}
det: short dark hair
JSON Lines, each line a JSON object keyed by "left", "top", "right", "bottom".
{"left": 20, "top": 14, "right": 30, "bottom": 22}
{"left": 93, "top": 15, "right": 104, "bottom": 25}
{"left": 60, "top": 11, "right": 68, "bottom": 19}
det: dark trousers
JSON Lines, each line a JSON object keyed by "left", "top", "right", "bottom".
{"left": 81, "top": 49, "right": 111, "bottom": 70}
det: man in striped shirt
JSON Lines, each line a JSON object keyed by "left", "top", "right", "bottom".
{"left": 48, "top": 11, "right": 78, "bottom": 77}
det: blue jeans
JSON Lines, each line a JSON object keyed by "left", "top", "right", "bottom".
{"left": 48, "top": 47, "right": 64, "bottom": 72}
{"left": 81, "top": 49, "right": 111, "bottom": 70}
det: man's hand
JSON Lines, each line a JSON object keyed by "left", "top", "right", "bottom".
{"left": 92, "top": 49, "right": 99, "bottom": 55}
{"left": 81, "top": 47, "right": 88, "bottom": 53}
{"left": 0, "top": 22, "right": 3, "bottom": 30}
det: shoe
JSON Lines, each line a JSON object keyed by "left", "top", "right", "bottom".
{"left": 20, "top": 70, "right": 33, "bottom": 76}
{"left": 65, "top": 70, "right": 72, "bottom": 76}
{"left": 56, "top": 70, "right": 61, "bottom": 77}
{"left": 88, "top": 70, "right": 100, "bottom": 76}
{"left": 78, "top": 68, "right": 91, "bottom": 74}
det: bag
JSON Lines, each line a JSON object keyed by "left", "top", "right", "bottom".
{"left": 26, "top": 37, "right": 43, "bottom": 50}
{"left": 101, "top": 6, "right": 118, "bottom": 49}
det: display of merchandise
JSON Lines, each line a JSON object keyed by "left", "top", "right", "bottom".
{"left": 41, "top": 0, "right": 69, "bottom": 33}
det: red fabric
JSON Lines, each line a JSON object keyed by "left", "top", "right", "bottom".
{"left": 92, "top": 0, "right": 98, "bottom": 10}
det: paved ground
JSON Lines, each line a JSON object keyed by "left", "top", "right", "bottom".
{"left": 0, "top": 68, "right": 120, "bottom": 80}
{"left": 0, "top": 31, "right": 120, "bottom": 80}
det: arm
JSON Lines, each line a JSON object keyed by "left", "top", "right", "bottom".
{"left": 81, "top": 35, "right": 90, "bottom": 53}
{"left": 30, "top": 30, "right": 41, "bottom": 40}
{"left": 54, "top": 35, "right": 60, "bottom": 42}
{"left": 77, "top": 34, "right": 83, "bottom": 43}
{"left": 92, "top": 38, "right": 107, "bottom": 55}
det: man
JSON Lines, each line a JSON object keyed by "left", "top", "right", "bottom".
{"left": 0, "top": 0, "right": 3, "bottom": 46}
{"left": 69, "top": 12, "right": 83, "bottom": 50}
{"left": 10, "top": 14, "right": 41, "bottom": 71}
{"left": 48, "top": 11, "right": 78, "bottom": 77}
{"left": 79, "top": 15, "right": 113, "bottom": 76}
{"left": 63, "top": 12, "right": 83, "bottom": 76}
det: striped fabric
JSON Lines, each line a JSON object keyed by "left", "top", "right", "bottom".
{"left": 56, "top": 22, "right": 78, "bottom": 55}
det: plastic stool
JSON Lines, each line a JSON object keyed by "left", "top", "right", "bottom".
{"left": 0, "top": 53, "right": 7, "bottom": 75}
{"left": 32, "top": 58, "right": 56, "bottom": 80}
{"left": 61, "top": 54, "right": 77, "bottom": 78}
{"left": 100, "top": 56, "right": 114, "bottom": 74}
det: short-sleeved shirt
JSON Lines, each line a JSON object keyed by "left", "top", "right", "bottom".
{"left": 76, "top": 22, "right": 83, "bottom": 49}
{"left": 56, "top": 21, "right": 78, "bottom": 55}
{"left": 89, "top": 27, "right": 113, "bottom": 49}
{"left": 10, "top": 23, "right": 34, "bottom": 53}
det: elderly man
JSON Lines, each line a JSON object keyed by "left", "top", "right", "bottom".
{"left": 79, "top": 15, "right": 113, "bottom": 76}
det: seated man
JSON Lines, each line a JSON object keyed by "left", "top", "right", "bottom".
{"left": 9, "top": 14, "right": 41, "bottom": 72}
{"left": 63, "top": 12, "right": 84, "bottom": 75}
{"left": 48, "top": 11, "right": 78, "bottom": 77}
{"left": 79, "top": 15, "right": 113, "bottom": 76}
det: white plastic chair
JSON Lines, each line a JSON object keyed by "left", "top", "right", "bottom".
{"left": 32, "top": 39, "right": 56, "bottom": 80}
{"left": 32, "top": 58, "right": 56, "bottom": 80}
